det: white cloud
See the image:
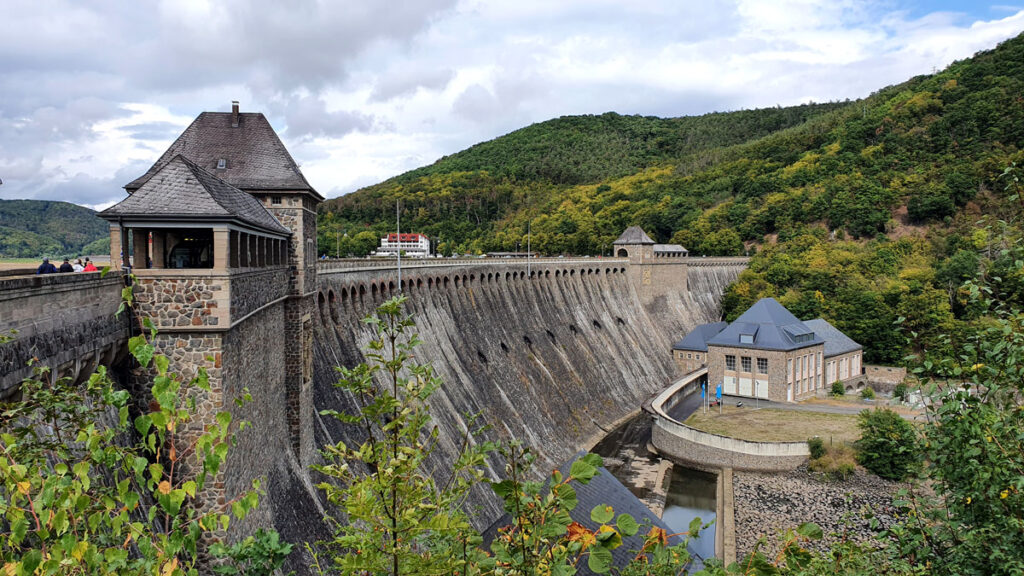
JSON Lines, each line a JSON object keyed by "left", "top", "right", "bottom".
{"left": 0, "top": 0, "right": 1022, "bottom": 205}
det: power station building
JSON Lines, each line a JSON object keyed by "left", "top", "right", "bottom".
{"left": 673, "top": 298, "right": 863, "bottom": 403}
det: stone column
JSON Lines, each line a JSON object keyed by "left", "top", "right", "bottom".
{"left": 109, "top": 225, "right": 123, "bottom": 270}
{"left": 132, "top": 229, "right": 148, "bottom": 269}
{"left": 151, "top": 231, "right": 166, "bottom": 269}
{"left": 213, "top": 228, "right": 230, "bottom": 271}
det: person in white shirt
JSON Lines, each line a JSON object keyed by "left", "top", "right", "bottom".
{"left": 72, "top": 259, "right": 85, "bottom": 272}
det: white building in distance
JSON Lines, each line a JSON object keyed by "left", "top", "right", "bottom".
{"left": 375, "top": 233, "right": 431, "bottom": 258}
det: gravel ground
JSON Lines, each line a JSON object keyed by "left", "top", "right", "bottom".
{"left": 733, "top": 465, "right": 901, "bottom": 559}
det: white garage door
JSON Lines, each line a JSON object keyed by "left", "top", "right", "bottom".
{"left": 739, "top": 377, "right": 752, "bottom": 396}
{"left": 724, "top": 376, "right": 736, "bottom": 395}
{"left": 756, "top": 379, "right": 769, "bottom": 399}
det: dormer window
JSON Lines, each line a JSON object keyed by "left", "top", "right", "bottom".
{"left": 217, "top": 159, "right": 227, "bottom": 169}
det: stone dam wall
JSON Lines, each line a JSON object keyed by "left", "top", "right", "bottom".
{"left": 0, "top": 257, "right": 746, "bottom": 574}
{"left": 299, "top": 259, "right": 746, "bottom": 535}
{"left": 0, "top": 272, "right": 129, "bottom": 397}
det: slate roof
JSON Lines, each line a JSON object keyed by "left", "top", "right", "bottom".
{"left": 803, "top": 318, "right": 862, "bottom": 357}
{"left": 612, "top": 226, "right": 655, "bottom": 245}
{"left": 124, "top": 110, "right": 322, "bottom": 199}
{"left": 706, "top": 297, "right": 824, "bottom": 352}
{"left": 654, "top": 243, "right": 688, "bottom": 254}
{"left": 101, "top": 155, "right": 291, "bottom": 236}
{"left": 482, "top": 452, "right": 703, "bottom": 575}
{"left": 673, "top": 321, "right": 728, "bottom": 352}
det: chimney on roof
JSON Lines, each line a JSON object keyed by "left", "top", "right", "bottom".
{"left": 231, "top": 101, "right": 239, "bottom": 127}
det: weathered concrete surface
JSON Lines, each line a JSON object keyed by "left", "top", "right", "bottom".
{"left": 303, "top": 260, "right": 745, "bottom": 537}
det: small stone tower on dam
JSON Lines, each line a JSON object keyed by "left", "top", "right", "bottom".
{"left": 0, "top": 102, "right": 749, "bottom": 571}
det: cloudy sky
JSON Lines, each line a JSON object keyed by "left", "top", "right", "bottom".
{"left": 1, "top": 1, "right": 1022, "bottom": 209}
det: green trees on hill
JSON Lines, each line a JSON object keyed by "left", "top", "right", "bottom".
{"left": 319, "top": 32, "right": 1024, "bottom": 289}
{"left": 0, "top": 200, "right": 109, "bottom": 258}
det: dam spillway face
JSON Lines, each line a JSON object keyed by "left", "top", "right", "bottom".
{"left": 307, "top": 260, "right": 745, "bottom": 529}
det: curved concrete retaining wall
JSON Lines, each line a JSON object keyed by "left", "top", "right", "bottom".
{"left": 651, "top": 418, "right": 809, "bottom": 472}
{"left": 648, "top": 370, "right": 809, "bottom": 472}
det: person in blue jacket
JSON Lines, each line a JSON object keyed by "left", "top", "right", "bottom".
{"left": 36, "top": 258, "right": 58, "bottom": 274}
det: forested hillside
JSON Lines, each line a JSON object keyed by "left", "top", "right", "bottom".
{"left": 322, "top": 32, "right": 1024, "bottom": 364}
{"left": 0, "top": 200, "right": 109, "bottom": 258}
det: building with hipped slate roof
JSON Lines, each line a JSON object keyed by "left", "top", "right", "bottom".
{"left": 675, "top": 298, "right": 863, "bottom": 402}
{"left": 803, "top": 318, "right": 863, "bottom": 388}
{"left": 653, "top": 243, "right": 688, "bottom": 258}
{"left": 99, "top": 102, "right": 320, "bottom": 544}
{"left": 612, "top": 226, "right": 655, "bottom": 263}
{"left": 672, "top": 321, "right": 727, "bottom": 374}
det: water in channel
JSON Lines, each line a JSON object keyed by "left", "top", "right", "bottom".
{"left": 662, "top": 466, "right": 717, "bottom": 560}
{"left": 592, "top": 414, "right": 718, "bottom": 560}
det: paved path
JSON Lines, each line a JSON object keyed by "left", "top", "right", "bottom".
{"left": 715, "top": 394, "right": 925, "bottom": 421}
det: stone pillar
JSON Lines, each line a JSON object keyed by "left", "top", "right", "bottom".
{"left": 109, "top": 225, "right": 123, "bottom": 271}
{"left": 151, "top": 231, "right": 166, "bottom": 269}
{"left": 132, "top": 229, "right": 148, "bottom": 269}
{"left": 213, "top": 228, "right": 230, "bottom": 271}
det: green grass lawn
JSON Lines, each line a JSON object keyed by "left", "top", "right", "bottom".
{"left": 684, "top": 406, "right": 862, "bottom": 444}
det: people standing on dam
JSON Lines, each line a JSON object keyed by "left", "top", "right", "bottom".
{"left": 82, "top": 259, "right": 98, "bottom": 272}
{"left": 58, "top": 259, "right": 74, "bottom": 273}
{"left": 36, "top": 258, "right": 57, "bottom": 274}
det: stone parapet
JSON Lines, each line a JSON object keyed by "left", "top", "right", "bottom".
{"left": 132, "top": 267, "right": 289, "bottom": 331}
{"left": 134, "top": 271, "right": 230, "bottom": 330}
{"left": 0, "top": 271, "right": 128, "bottom": 396}
{"left": 651, "top": 418, "right": 809, "bottom": 472}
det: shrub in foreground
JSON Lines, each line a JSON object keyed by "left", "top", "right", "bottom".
{"left": 855, "top": 408, "right": 919, "bottom": 480}
{"left": 808, "top": 445, "right": 857, "bottom": 481}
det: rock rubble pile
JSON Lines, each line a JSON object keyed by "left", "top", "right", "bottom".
{"left": 733, "top": 465, "right": 901, "bottom": 559}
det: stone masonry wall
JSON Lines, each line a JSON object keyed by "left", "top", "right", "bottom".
{"left": 229, "top": 268, "right": 289, "bottom": 319}
{"left": 148, "top": 331, "right": 226, "bottom": 518}
{"left": 283, "top": 295, "right": 315, "bottom": 466}
{"left": 221, "top": 301, "right": 292, "bottom": 540}
{"left": 651, "top": 418, "right": 809, "bottom": 472}
{"left": 134, "top": 273, "right": 229, "bottom": 330}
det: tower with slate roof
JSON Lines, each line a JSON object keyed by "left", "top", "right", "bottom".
{"left": 612, "top": 226, "right": 655, "bottom": 263}
{"left": 100, "top": 102, "right": 320, "bottom": 536}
